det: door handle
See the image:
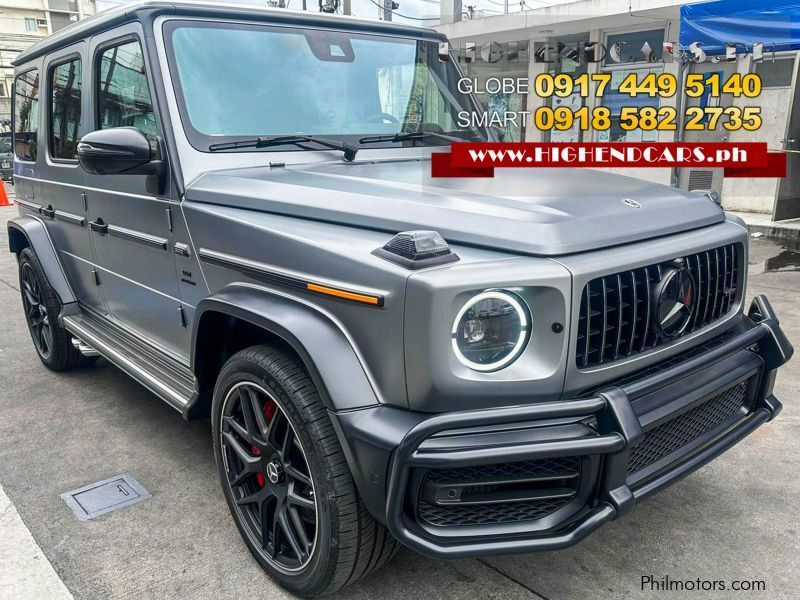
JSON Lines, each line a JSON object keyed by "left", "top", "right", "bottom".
{"left": 89, "top": 220, "right": 108, "bottom": 234}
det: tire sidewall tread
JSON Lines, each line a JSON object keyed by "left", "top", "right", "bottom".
{"left": 211, "top": 344, "right": 396, "bottom": 597}
{"left": 17, "top": 247, "right": 92, "bottom": 371}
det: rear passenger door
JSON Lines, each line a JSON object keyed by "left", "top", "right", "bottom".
{"left": 31, "top": 44, "right": 108, "bottom": 314}
{"left": 84, "top": 25, "right": 188, "bottom": 359}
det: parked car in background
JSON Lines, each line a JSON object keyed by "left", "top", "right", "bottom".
{"left": 0, "top": 132, "right": 13, "bottom": 181}
{"left": 6, "top": 2, "right": 793, "bottom": 597}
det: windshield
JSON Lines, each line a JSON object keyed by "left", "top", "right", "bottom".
{"left": 0, "top": 134, "right": 11, "bottom": 155}
{"left": 164, "top": 21, "right": 485, "bottom": 151}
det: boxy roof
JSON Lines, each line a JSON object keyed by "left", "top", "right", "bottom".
{"left": 14, "top": 0, "right": 443, "bottom": 66}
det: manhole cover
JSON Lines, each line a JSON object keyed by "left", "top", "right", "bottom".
{"left": 61, "top": 473, "right": 150, "bottom": 521}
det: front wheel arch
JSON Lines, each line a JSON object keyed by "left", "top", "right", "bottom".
{"left": 190, "top": 285, "right": 381, "bottom": 416}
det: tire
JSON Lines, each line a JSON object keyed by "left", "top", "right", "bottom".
{"left": 17, "top": 247, "right": 96, "bottom": 371}
{"left": 212, "top": 345, "right": 398, "bottom": 597}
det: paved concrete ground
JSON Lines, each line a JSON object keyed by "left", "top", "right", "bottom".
{"left": 0, "top": 194, "right": 798, "bottom": 599}
{"left": 0, "top": 484, "right": 74, "bottom": 600}
{"left": 730, "top": 211, "right": 800, "bottom": 242}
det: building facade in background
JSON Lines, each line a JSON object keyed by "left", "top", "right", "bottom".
{"left": 0, "top": 1, "right": 97, "bottom": 129}
{"left": 436, "top": 0, "right": 800, "bottom": 218}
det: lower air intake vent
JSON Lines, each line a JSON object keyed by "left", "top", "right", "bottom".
{"left": 419, "top": 496, "right": 572, "bottom": 527}
{"left": 418, "top": 457, "right": 581, "bottom": 527}
{"left": 627, "top": 379, "right": 752, "bottom": 478}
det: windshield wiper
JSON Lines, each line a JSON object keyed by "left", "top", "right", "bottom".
{"left": 358, "top": 131, "right": 474, "bottom": 145}
{"left": 208, "top": 135, "right": 357, "bottom": 161}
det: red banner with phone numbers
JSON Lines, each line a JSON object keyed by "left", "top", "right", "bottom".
{"left": 431, "top": 143, "right": 786, "bottom": 179}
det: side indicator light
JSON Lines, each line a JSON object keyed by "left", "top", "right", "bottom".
{"left": 306, "top": 283, "right": 383, "bottom": 306}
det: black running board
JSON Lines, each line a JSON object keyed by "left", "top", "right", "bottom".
{"left": 62, "top": 312, "right": 196, "bottom": 413}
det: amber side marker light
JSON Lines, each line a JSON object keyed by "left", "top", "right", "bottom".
{"left": 306, "top": 283, "right": 383, "bottom": 306}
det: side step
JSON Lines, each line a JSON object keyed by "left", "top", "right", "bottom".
{"left": 71, "top": 338, "right": 100, "bottom": 357}
{"left": 63, "top": 313, "right": 196, "bottom": 413}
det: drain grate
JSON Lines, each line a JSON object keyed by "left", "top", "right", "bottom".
{"left": 61, "top": 473, "right": 150, "bottom": 521}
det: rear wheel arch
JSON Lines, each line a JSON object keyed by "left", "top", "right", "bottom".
{"left": 17, "top": 246, "right": 95, "bottom": 370}
{"left": 8, "top": 224, "right": 30, "bottom": 255}
{"left": 7, "top": 217, "right": 75, "bottom": 305}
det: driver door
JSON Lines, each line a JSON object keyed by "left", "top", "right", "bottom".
{"left": 83, "top": 25, "right": 189, "bottom": 359}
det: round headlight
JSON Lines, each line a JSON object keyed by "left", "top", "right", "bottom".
{"left": 451, "top": 290, "right": 530, "bottom": 372}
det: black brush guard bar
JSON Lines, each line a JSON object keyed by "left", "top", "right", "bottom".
{"left": 383, "top": 295, "right": 792, "bottom": 558}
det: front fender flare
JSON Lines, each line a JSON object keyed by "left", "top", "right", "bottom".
{"left": 7, "top": 215, "right": 76, "bottom": 305}
{"left": 192, "top": 283, "right": 381, "bottom": 412}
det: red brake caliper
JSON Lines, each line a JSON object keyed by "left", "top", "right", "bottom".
{"left": 253, "top": 400, "right": 278, "bottom": 488}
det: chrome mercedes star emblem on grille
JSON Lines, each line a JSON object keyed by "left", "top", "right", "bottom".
{"left": 654, "top": 267, "right": 696, "bottom": 339}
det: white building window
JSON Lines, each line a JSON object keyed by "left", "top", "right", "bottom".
{"left": 755, "top": 57, "right": 796, "bottom": 88}
{"left": 24, "top": 17, "right": 37, "bottom": 32}
{"left": 599, "top": 27, "right": 666, "bottom": 143}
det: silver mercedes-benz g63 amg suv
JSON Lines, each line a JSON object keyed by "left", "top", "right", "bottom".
{"left": 7, "top": 2, "right": 792, "bottom": 596}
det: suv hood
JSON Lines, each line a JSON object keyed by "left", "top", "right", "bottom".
{"left": 186, "top": 158, "right": 724, "bottom": 256}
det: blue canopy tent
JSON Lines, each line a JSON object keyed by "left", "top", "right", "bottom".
{"left": 680, "top": 0, "right": 800, "bottom": 55}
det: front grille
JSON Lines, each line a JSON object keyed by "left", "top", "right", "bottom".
{"left": 626, "top": 379, "right": 751, "bottom": 477}
{"left": 576, "top": 243, "right": 741, "bottom": 368}
{"left": 418, "top": 457, "right": 580, "bottom": 527}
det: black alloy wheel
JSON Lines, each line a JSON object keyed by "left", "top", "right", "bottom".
{"left": 212, "top": 345, "right": 398, "bottom": 597}
{"left": 17, "top": 247, "right": 93, "bottom": 371}
{"left": 220, "top": 381, "right": 317, "bottom": 572}
{"left": 21, "top": 261, "right": 53, "bottom": 360}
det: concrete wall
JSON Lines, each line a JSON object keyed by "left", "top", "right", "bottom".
{"left": 721, "top": 53, "right": 799, "bottom": 214}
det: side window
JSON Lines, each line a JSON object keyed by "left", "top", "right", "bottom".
{"left": 14, "top": 69, "right": 40, "bottom": 161}
{"left": 50, "top": 57, "right": 82, "bottom": 160}
{"left": 97, "top": 40, "right": 158, "bottom": 146}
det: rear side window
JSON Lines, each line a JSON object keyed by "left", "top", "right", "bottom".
{"left": 14, "top": 69, "right": 40, "bottom": 161}
{"left": 50, "top": 57, "right": 82, "bottom": 160}
{"left": 97, "top": 40, "right": 157, "bottom": 145}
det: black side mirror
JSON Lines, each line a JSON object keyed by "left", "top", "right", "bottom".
{"left": 77, "top": 127, "right": 166, "bottom": 194}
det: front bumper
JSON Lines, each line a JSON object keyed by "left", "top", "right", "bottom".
{"left": 330, "top": 295, "right": 792, "bottom": 559}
